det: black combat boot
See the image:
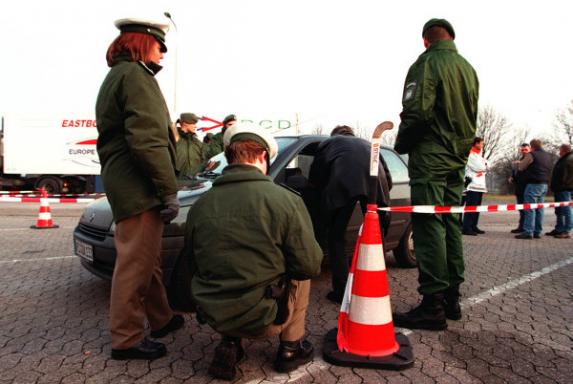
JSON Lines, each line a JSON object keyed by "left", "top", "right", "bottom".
{"left": 208, "top": 336, "right": 244, "bottom": 381}
{"left": 393, "top": 293, "right": 447, "bottom": 330}
{"left": 274, "top": 339, "right": 314, "bottom": 373}
{"left": 444, "top": 286, "right": 462, "bottom": 320}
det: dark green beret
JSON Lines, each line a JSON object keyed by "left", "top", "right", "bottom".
{"left": 223, "top": 114, "right": 237, "bottom": 125}
{"left": 180, "top": 113, "right": 200, "bottom": 124}
{"left": 114, "top": 18, "right": 169, "bottom": 52}
{"left": 422, "top": 18, "right": 455, "bottom": 39}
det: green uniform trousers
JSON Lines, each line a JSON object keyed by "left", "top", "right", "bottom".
{"left": 411, "top": 169, "right": 465, "bottom": 294}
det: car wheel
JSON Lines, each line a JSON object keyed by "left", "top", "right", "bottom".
{"left": 394, "top": 224, "right": 416, "bottom": 268}
{"left": 167, "top": 253, "right": 196, "bottom": 312}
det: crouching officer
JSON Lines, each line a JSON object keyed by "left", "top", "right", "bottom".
{"left": 182, "top": 123, "right": 323, "bottom": 381}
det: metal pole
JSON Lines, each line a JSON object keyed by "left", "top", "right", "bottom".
{"left": 164, "top": 12, "right": 179, "bottom": 115}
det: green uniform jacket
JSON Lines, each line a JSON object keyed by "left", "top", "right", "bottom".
{"left": 395, "top": 40, "right": 479, "bottom": 183}
{"left": 203, "top": 132, "right": 224, "bottom": 160}
{"left": 176, "top": 132, "right": 204, "bottom": 178}
{"left": 96, "top": 58, "right": 178, "bottom": 222}
{"left": 185, "top": 164, "right": 323, "bottom": 336}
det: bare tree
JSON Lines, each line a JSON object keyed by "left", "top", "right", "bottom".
{"left": 311, "top": 123, "right": 325, "bottom": 135}
{"left": 476, "top": 106, "right": 513, "bottom": 163}
{"left": 551, "top": 99, "right": 573, "bottom": 147}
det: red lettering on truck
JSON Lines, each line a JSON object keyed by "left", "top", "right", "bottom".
{"left": 62, "top": 120, "right": 97, "bottom": 128}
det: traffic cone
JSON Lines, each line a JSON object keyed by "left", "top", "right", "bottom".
{"left": 323, "top": 204, "right": 414, "bottom": 369}
{"left": 30, "top": 188, "right": 59, "bottom": 229}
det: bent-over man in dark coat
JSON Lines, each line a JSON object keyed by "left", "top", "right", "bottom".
{"left": 308, "top": 125, "right": 392, "bottom": 304}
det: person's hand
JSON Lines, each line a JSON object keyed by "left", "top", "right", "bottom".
{"left": 159, "top": 193, "right": 180, "bottom": 224}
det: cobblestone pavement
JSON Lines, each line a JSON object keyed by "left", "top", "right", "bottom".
{"left": 0, "top": 202, "right": 571, "bottom": 383}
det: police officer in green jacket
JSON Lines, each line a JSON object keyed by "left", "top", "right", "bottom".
{"left": 393, "top": 18, "right": 479, "bottom": 330}
{"left": 203, "top": 113, "right": 236, "bottom": 160}
{"left": 175, "top": 112, "right": 204, "bottom": 180}
{"left": 183, "top": 123, "right": 323, "bottom": 380}
{"left": 96, "top": 17, "right": 184, "bottom": 360}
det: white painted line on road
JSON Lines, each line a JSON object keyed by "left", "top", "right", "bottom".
{"left": 0, "top": 255, "right": 75, "bottom": 264}
{"left": 246, "top": 257, "right": 573, "bottom": 383}
{"left": 462, "top": 256, "right": 573, "bottom": 308}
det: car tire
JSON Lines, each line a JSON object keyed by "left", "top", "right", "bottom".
{"left": 167, "top": 253, "right": 196, "bottom": 313}
{"left": 394, "top": 224, "right": 416, "bottom": 268}
{"left": 36, "top": 176, "right": 61, "bottom": 194}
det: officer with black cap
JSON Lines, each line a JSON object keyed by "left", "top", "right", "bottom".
{"left": 96, "top": 16, "right": 184, "bottom": 360}
{"left": 204, "top": 114, "right": 237, "bottom": 160}
{"left": 175, "top": 112, "right": 205, "bottom": 180}
{"left": 393, "top": 18, "right": 479, "bottom": 331}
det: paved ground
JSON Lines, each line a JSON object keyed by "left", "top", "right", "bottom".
{"left": 0, "top": 201, "right": 571, "bottom": 383}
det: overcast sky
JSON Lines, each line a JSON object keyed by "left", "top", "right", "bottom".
{"left": 1, "top": 0, "right": 572, "bottom": 138}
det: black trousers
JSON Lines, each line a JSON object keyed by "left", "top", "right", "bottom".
{"left": 462, "top": 191, "right": 483, "bottom": 232}
{"left": 327, "top": 200, "right": 366, "bottom": 297}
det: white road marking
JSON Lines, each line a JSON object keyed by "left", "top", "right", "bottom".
{"left": 245, "top": 257, "right": 573, "bottom": 382}
{"left": 462, "top": 256, "right": 573, "bottom": 308}
{"left": 0, "top": 255, "right": 76, "bottom": 264}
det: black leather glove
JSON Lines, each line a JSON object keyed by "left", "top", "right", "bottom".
{"left": 159, "top": 193, "right": 180, "bottom": 224}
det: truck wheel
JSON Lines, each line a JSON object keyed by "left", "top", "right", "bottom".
{"left": 167, "top": 253, "right": 195, "bottom": 313}
{"left": 36, "top": 177, "right": 61, "bottom": 194}
{"left": 394, "top": 224, "right": 417, "bottom": 268}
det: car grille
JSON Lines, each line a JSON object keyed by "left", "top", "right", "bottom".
{"left": 78, "top": 223, "right": 109, "bottom": 241}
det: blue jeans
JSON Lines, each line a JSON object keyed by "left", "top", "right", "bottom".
{"left": 554, "top": 191, "right": 572, "bottom": 233}
{"left": 522, "top": 183, "right": 548, "bottom": 236}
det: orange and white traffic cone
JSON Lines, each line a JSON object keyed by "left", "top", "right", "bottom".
{"left": 30, "top": 188, "right": 59, "bottom": 229}
{"left": 323, "top": 204, "right": 413, "bottom": 369}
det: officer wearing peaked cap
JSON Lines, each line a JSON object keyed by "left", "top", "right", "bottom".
{"left": 114, "top": 18, "right": 170, "bottom": 52}
{"left": 175, "top": 113, "right": 205, "bottom": 180}
{"left": 393, "top": 18, "right": 479, "bottom": 331}
{"left": 96, "top": 17, "right": 183, "bottom": 361}
{"left": 204, "top": 114, "right": 237, "bottom": 160}
{"left": 184, "top": 123, "right": 322, "bottom": 380}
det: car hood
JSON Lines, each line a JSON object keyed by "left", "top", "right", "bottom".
{"left": 78, "top": 181, "right": 212, "bottom": 234}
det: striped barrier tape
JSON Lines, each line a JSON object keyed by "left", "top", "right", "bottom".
{"left": 0, "top": 191, "right": 104, "bottom": 198}
{"left": 0, "top": 196, "right": 98, "bottom": 204}
{"left": 378, "top": 201, "right": 573, "bottom": 214}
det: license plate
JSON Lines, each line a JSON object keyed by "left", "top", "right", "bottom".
{"left": 75, "top": 239, "right": 94, "bottom": 263}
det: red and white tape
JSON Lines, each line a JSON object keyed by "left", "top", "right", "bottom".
{"left": 0, "top": 191, "right": 104, "bottom": 198}
{"left": 0, "top": 196, "right": 98, "bottom": 204}
{"left": 378, "top": 201, "right": 573, "bottom": 214}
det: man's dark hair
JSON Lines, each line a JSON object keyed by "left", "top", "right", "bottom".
{"left": 472, "top": 137, "right": 484, "bottom": 146}
{"left": 330, "top": 125, "right": 354, "bottom": 137}
{"left": 520, "top": 143, "right": 530, "bottom": 147}
{"left": 530, "top": 139, "right": 543, "bottom": 150}
{"left": 424, "top": 26, "right": 453, "bottom": 44}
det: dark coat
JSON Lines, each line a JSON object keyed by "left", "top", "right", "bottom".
{"left": 394, "top": 40, "right": 479, "bottom": 183}
{"left": 308, "top": 135, "right": 392, "bottom": 213}
{"left": 96, "top": 58, "right": 178, "bottom": 222}
{"left": 551, "top": 151, "right": 573, "bottom": 192}
{"left": 185, "top": 165, "right": 322, "bottom": 336}
{"left": 176, "top": 132, "right": 204, "bottom": 178}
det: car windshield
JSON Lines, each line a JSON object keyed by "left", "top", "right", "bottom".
{"left": 197, "top": 136, "right": 297, "bottom": 179}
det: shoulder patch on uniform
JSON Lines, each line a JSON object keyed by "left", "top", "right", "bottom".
{"left": 403, "top": 81, "right": 417, "bottom": 102}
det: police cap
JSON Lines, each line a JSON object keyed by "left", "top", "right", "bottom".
{"left": 422, "top": 18, "right": 455, "bottom": 40}
{"left": 115, "top": 17, "right": 169, "bottom": 52}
